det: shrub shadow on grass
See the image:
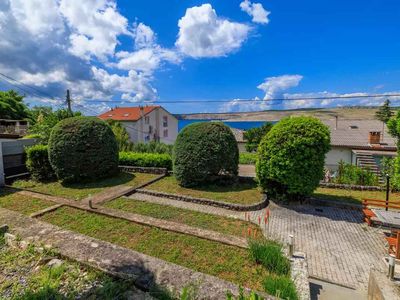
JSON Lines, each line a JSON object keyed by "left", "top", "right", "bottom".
{"left": 191, "top": 178, "right": 259, "bottom": 195}
{"left": 312, "top": 191, "right": 360, "bottom": 205}
{"left": 59, "top": 172, "right": 136, "bottom": 190}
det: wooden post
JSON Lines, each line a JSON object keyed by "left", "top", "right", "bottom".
{"left": 0, "top": 141, "right": 5, "bottom": 187}
{"left": 386, "top": 174, "right": 390, "bottom": 211}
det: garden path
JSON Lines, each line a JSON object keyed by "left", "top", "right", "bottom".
{"left": 129, "top": 193, "right": 387, "bottom": 290}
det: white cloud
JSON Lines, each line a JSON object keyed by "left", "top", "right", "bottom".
{"left": 0, "top": 0, "right": 181, "bottom": 114}
{"left": 59, "top": 0, "right": 129, "bottom": 60}
{"left": 176, "top": 4, "right": 251, "bottom": 58}
{"left": 92, "top": 67, "right": 157, "bottom": 102}
{"left": 115, "top": 23, "right": 181, "bottom": 74}
{"left": 221, "top": 90, "right": 400, "bottom": 113}
{"left": 257, "top": 75, "right": 303, "bottom": 100}
{"left": 134, "top": 23, "right": 156, "bottom": 49}
{"left": 240, "top": 0, "right": 270, "bottom": 24}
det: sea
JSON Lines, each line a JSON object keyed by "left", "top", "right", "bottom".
{"left": 178, "top": 119, "right": 272, "bottom": 131}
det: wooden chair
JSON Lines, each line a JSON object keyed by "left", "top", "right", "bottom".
{"left": 386, "top": 232, "right": 400, "bottom": 259}
{"left": 362, "top": 199, "right": 400, "bottom": 226}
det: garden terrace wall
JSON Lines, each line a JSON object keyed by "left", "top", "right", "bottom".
{"left": 119, "top": 165, "right": 168, "bottom": 175}
{"left": 0, "top": 209, "right": 276, "bottom": 300}
{"left": 136, "top": 189, "right": 269, "bottom": 211}
{"left": 319, "top": 182, "right": 383, "bottom": 191}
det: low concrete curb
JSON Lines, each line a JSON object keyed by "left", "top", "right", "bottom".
{"left": 319, "top": 182, "right": 383, "bottom": 191}
{"left": 0, "top": 208, "right": 275, "bottom": 300}
{"left": 136, "top": 189, "right": 269, "bottom": 212}
{"left": 119, "top": 165, "right": 168, "bottom": 175}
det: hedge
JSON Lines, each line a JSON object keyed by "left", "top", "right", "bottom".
{"left": 25, "top": 144, "right": 55, "bottom": 181}
{"left": 257, "top": 116, "right": 330, "bottom": 201}
{"left": 48, "top": 117, "right": 119, "bottom": 183}
{"left": 173, "top": 122, "right": 239, "bottom": 187}
{"left": 119, "top": 152, "right": 172, "bottom": 170}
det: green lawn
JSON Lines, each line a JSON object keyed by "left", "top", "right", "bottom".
{"left": 0, "top": 189, "right": 54, "bottom": 215}
{"left": 12, "top": 172, "right": 157, "bottom": 201}
{"left": 40, "top": 207, "right": 269, "bottom": 291}
{"left": 105, "top": 197, "right": 259, "bottom": 237}
{"left": 146, "top": 176, "right": 262, "bottom": 205}
{"left": 313, "top": 187, "right": 400, "bottom": 204}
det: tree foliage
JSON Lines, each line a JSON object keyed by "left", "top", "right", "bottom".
{"left": 48, "top": 117, "right": 118, "bottom": 183}
{"left": 244, "top": 122, "right": 274, "bottom": 152}
{"left": 105, "top": 120, "right": 133, "bottom": 152}
{"left": 256, "top": 116, "right": 331, "bottom": 201}
{"left": 375, "top": 99, "right": 394, "bottom": 124}
{"left": 28, "top": 107, "right": 81, "bottom": 144}
{"left": 386, "top": 111, "right": 400, "bottom": 190}
{"left": 0, "top": 90, "right": 30, "bottom": 120}
{"left": 173, "top": 122, "right": 239, "bottom": 187}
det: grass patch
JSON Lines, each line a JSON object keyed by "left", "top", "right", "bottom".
{"left": 40, "top": 206, "right": 269, "bottom": 290}
{"left": 12, "top": 172, "right": 157, "bottom": 201}
{"left": 313, "top": 187, "right": 400, "bottom": 204}
{"left": 0, "top": 189, "right": 54, "bottom": 215}
{"left": 146, "top": 176, "right": 262, "bottom": 205}
{"left": 0, "top": 243, "right": 140, "bottom": 299}
{"left": 248, "top": 239, "right": 290, "bottom": 276}
{"left": 105, "top": 197, "right": 259, "bottom": 237}
{"left": 239, "top": 153, "right": 257, "bottom": 165}
{"left": 263, "top": 275, "right": 298, "bottom": 300}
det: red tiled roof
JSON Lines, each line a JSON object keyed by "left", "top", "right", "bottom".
{"left": 98, "top": 106, "right": 160, "bottom": 121}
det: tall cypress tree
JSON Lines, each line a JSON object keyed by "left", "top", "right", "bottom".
{"left": 375, "top": 99, "right": 394, "bottom": 123}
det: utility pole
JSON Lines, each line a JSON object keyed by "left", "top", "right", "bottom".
{"left": 66, "top": 89, "right": 72, "bottom": 116}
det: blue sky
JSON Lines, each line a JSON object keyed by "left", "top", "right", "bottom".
{"left": 0, "top": 0, "right": 399, "bottom": 114}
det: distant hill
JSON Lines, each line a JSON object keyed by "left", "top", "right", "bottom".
{"left": 176, "top": 107, "right": 399, "bottom": 121}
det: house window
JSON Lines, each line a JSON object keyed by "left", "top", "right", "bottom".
{"left": 163, "top": 116, "right": 168, "bottom": 127}
{"left": 145, "top": 135, "right": 150, "bottom": 142}
{"left": 149, "top": 125, "right": 153, "bottom": 134}
{"left": 163, "top": 129, "right": 168, "bottom": 138}
{"left": 145, "top": 116, "right": 150, "bottom": 124}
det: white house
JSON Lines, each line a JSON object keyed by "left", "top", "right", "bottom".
{"left": 322, "top": 118, "right": 397, "bottom": 176}
{"left": 98, "top": 106, "right": 178, "bottom": 145}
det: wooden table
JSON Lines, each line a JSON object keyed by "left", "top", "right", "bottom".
{"left": 372, "top": 209, "right": 400, "bottom": 228}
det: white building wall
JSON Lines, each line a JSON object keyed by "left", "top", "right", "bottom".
{"left": 325, "top": 146, "right": 352, "bottom": 171}
{"left": 121, "top": 107, "right": 178, "bottom": 144}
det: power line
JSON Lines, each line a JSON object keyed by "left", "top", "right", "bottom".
{"left": 0, "top": 72, "right": 63, "bottom": 102}
{"left": 77, "top": 93, "right": 400, "bottom": 105}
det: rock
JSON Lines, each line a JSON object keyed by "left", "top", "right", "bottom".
{"left": 47, "top": 258, "right": 63, "bottom": 268}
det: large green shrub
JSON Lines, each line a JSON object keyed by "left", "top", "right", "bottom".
{"left": 256, "top": 116, "right": 330, "bottom": 200}
{"left": 119, "top": 152, "right": 172, "bottom": 170}
{"left": 48, "top": 117, "right": 118, "bottom": 183}
{"left": 25, "top": 144, "right": 55, "bottom": 181}
{"left": 173, "top": 122, "right": 239, "bottom": 187}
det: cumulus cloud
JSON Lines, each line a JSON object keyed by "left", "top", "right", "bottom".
{"left": 257, "top": 75, "right": 303, "bottom": 100}
{"left": 176, "top": 4, "right": 251, "bottom": 58}
{"left": 240, "top": 0, "right": 270, "bottom": 24}
{"left": 59, "top": 0, "right": 129, "bottom": 61}
{"left": 115, "top": 23, "right": 181, "bottom": 74}
{"left": 0, "top": 0, "right": 182, "bottom": 114}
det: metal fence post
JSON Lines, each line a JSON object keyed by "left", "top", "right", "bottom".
{"left": 386, "top": 174, "right": 390, "bottom": 211}
{"left": 0, "top": 142, "right": 4, "bottom": 187}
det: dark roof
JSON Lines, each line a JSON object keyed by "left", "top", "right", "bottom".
{"left": 322, "top": 119, "right": 396, "bottom": 150}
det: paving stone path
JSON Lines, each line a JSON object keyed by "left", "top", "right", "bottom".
{"left": 129, "top": 193, "right": 387, "bottom": 290}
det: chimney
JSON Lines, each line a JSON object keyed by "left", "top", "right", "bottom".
{"left": 369, "top": 131, "right": 381, "bottom": 145}
{"left": 139, "top": 106, "right": 144, "bottom": 118}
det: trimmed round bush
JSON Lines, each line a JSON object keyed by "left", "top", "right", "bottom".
{"left": 48, "top": 116, "right": 118, "bottom": 183}
{"left": 256, "top": 116, "right": 330, "bottom": 200}
{"left": 26, "top": 144, "right": 55, "bottom": 181}
{"left": 173, "top": 122, "right": 239, "bottom": 187}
